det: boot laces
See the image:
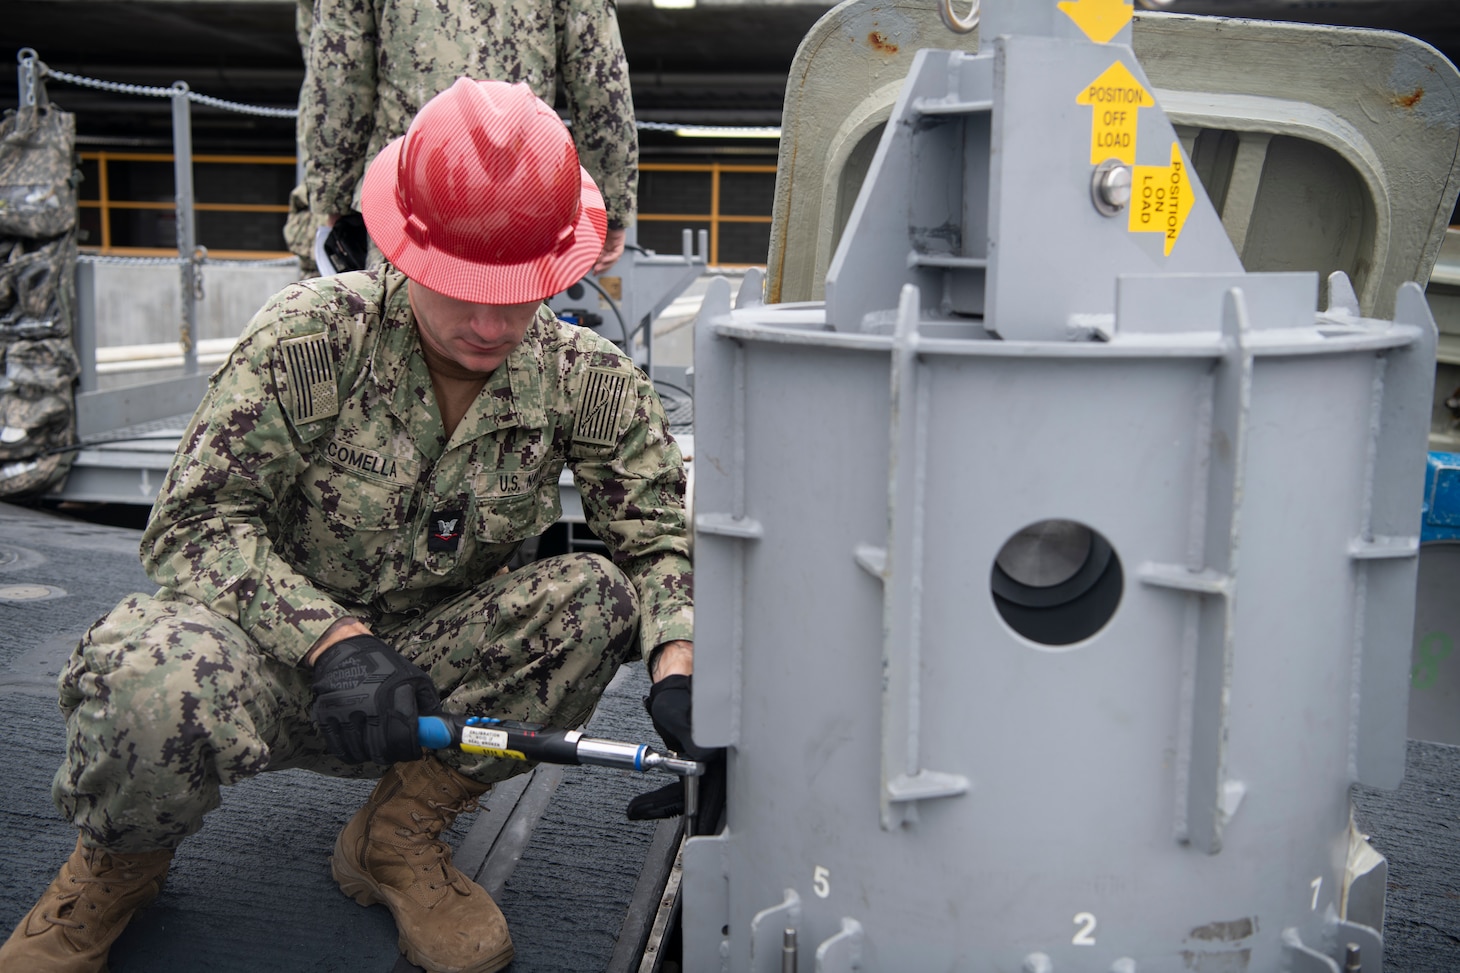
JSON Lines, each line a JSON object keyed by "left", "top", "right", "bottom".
{"left": 39, "top": 900, "right": 86, "bottom": 932}
{"left": 41, "top": 863, "right": 148, "bottom": 932}
{"left": 396, "top": 796, "right": 478, "bottom": 893}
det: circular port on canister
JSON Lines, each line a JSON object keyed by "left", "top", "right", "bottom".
{"left": 991, "top": 519, "right": 1122, "bottom": 646}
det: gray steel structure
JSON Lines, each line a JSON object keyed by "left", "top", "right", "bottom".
{"left": 684, "top": 2, "right": 1438, "bottom": 970}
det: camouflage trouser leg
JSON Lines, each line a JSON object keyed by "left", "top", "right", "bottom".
{"left": 52, "top": 552, "right": 639, "bottom": 852}
{"left": 281, "top": 182, "right": 322, "bottom": 276}
{"left": 53, "top": 591, "right": 371, "bottom": 853}
{"left": 376, "top": 552, "right": 641, "bottom": 783}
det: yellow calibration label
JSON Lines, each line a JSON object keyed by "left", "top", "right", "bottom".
{"left": 459, "top": 725, "right": 527, "bottom": 761}
{"left": 1129, "top": 141, "right": 1193, "bottom": 256}
{"left": 1058, "top": 0, "right": 1135, "bottom": 45}
{"left": 1075, "top": 61, "right": 1152, "bottom": 165}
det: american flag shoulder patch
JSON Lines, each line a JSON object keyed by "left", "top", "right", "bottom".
{"left": 573, "top": 366, "right": 630, "bottom": 448}
{"left": 280, "top": 332, "right": 339, "bottom": 425}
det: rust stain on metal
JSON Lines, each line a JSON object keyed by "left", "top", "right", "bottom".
{"left": 1395, "top": 87, "right": 1425, "bottom": 109}
{"left": 868, "top": 31, "right": 899, "bottom": 55}
{"left": 767, "top": 140, "right": 797, "bottom": 304}
{"left": 1183, "top": 918, "right": 1256, "bottom": 970}
{"left": 1188, "top": 917, "right": 1257, "bottom": 942}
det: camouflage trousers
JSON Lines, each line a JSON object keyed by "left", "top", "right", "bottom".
{"left": 280, "top": 182, "right": 321, "bottom": 276}
{"left": 53, "top": 553, "right": 640, "bottom": 852}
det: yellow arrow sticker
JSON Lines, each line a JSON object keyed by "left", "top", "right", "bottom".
{"left": 1129, "top": 141, "right": 1192, "bottom": 256}
{"left": 1075, "top": 61, "right": 1153, "bottom": 165}
{"left": 1058, "top": 0, "right": 1134, "bottom": 45}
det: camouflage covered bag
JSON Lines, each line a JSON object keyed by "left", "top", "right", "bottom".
{"left": 0, "top": 337, "right": 78, "bottom": 456}
{"left": 0, "top": 417, "right": 74, "bottom": 495}
{"left": 0, "top": 105, "right": 78, "bottom": 240}
{"left": 0, "top": 336, "right": 78, "bottom": 495}
{"left": 0, "top": 234, "right": 76, "bottom": 340}
{"left": 0, "top": 103, "right": 77, "bottom": 498}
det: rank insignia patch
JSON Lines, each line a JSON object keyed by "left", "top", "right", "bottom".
{"left": 281, "top": 333, "right": 339, "bottom": 425}
{"left": 573, "top": 367, "right": 628, "bottom": 448}
{"left": 428, "top": 509, "right": 464, "bottom": 552}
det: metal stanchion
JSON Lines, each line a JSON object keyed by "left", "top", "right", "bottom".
{"left": 171, "top": 81, "right": 199, "bottom": 376}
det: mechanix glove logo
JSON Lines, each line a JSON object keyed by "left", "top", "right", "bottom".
{"left": 429, "top": 509, "right": 464, "bottom": 552}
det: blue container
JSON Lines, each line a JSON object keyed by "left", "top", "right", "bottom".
{"left": 1422, "top": 451, "right": 1460, "bottom": 543}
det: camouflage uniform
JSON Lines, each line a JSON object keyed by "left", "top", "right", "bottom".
{"left": 54, "top": 267, "right": 693, "bottom": 852}
{"left": 281, "top": 0, "right": 320, "bottom": 273}
{"left": 297, "top": 0, "right": 638, "bottom": 252}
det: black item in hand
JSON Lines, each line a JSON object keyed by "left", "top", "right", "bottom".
{"left": 310, "top": 634, "right": 441, "bottom": 765}
{"left": 323, "top": 213, "right": 369, "bottom": 273}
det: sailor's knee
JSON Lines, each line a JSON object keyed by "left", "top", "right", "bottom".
{"left": 63, "top": 594, "right": 261, "bottom": 745}
{"left": 556, "top": 552, "right": 640, "bottom": 629}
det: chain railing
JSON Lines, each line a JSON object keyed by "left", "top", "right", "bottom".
{"left": 16, "top": 47, "right": 779, "bottom": 365}
{"left": 18, "top": 47, "right": 783, "bottom": 272}
{"left": 35, "top": 66, "right": 300, "bottom": 119}
{"left": 78, "top": 252, "right": 298, "bottom": 268}
{"left": 17, "top": 48, "right": 308, "bottom": 373}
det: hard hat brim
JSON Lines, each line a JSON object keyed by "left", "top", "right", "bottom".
{"left": 361, "top": 135, "right": 609, "bottom": 305}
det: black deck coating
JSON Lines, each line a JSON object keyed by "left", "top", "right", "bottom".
{"left": 0, "top": 501, "right": 662, "bottom": 972}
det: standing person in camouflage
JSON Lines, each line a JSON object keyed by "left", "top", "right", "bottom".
{"left": 281, "top": 0, "right": 322, "bottom": 274}
{"left": 292, "top": 0, "right": 639, "bottom": 274}
{"left": 0, "top": 79, "right": 698, "bottom": 973}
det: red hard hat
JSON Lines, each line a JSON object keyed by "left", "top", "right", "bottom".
{"left": 361, "top": 77, "right": 608, "bottom": 304}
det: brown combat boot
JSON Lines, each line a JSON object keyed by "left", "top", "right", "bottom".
{"left": 332, "top": 757, "right": 512, "bottom": 973}
{"left": 0, "top": 835, "right": 172, "bottom": 973}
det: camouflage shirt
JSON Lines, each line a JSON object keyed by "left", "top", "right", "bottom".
{"left": 301, "top": 0, "right": 638, "bottom": 229}
{"left": 140, "top": 268, "right": 692, "bottom": 666}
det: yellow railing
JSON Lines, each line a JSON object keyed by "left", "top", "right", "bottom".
{"left": 77, "top": 154, "right": 778, "bottom": 265}
{"left": 637, "top": 161, "right": 775, "bottom": 266}
{"left": 78, "top": 151, "right": 295, "bottom": 258}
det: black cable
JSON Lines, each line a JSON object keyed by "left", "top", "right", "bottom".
{"left": 577, "top": 274, "right": 631, "bottom": 348}
{"left": 651, "top": 378, "right": 693, "bottom": 401}
{"left": 43, "top": 435, "right": 180, "bottom": 457}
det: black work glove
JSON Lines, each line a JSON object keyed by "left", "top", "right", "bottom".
{"left": 626, "top": 675, "right": 727, "bottom": 833}
{"left": 644, "top": 674, "right": 717, "bottom": 762}
{"left": 310, "top": 634, "right": 441, "bottom": 765}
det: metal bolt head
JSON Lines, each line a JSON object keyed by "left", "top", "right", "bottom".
{"left": 1092, "top": 159, "right": 1133, "bottom": 216}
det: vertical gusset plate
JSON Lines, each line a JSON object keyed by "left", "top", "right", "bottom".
{"left": 691, "top": 276, "right": 746, "bottom": 749}
{"left": 1352, "top": 281, "right": 1438, "bottom": 788}
{"left": 826, "top": 48, "right": 993, "bottom": 334}
{"left": 1179, "top": 286, "right": 1253, "bottom": 853}
{"left": 985, "top": 33, "right": 1243, "bottom": 341}
{"left": 879, "top": 283, "right": 970, "bottom": 829}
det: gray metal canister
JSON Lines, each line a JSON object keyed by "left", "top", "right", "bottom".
{"left": 682, "top": 3, "right": 1437, "bottom": 970}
